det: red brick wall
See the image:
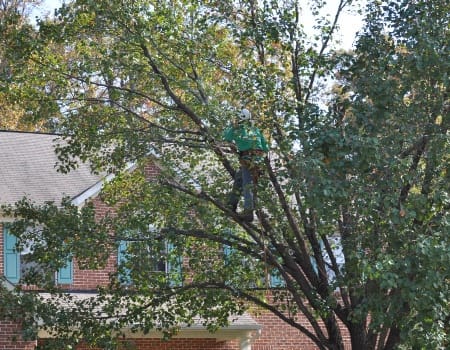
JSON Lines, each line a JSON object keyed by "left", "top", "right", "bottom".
{"left": 65, "top": 160, "right": 163, "bottom": 289}
{"left": 0, "top": 320, "right": 37, "bottom": 350}
{"left": 253, "top": 310, "right": 314, "bottom": 350}
{"left": 252, "top": 309, "right": 351, "bottom": 350}
{"left": 115, "top": 339, "right": 240, "bottom": 350}
{"left": 143, "top": 160, "right": 161, "bottom": 180}
{"left": 68, "top": 196, "right": 117, "bottom": 290}
{"left": 67, "top": 160, "right": 162, "bottom": 290}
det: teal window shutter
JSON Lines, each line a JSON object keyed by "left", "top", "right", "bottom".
{"left": 223, "top": 245, "right": 232, "bottom": 260}
{"left": 117, "top": 240, "right": 131, "bottom": 284}
{"left": 57, "top": 259, "right": 73, "bottom": 284}
{"left": 270, "top": 268, "right": 285, "bottom": 287}
{"left": 223, "top": 228, "right": 233, "bottom": 265}
{"left": 3, "top": 225, "right": 20, "bottom": 283}
{"left": 167, "top": 241, "right": 182, "bottom": 286}
{"left": 310, "top": 255, "right": 318, "bottom": 275}
{"left": 270, "top": 255, "right": 286, "bottom": 288}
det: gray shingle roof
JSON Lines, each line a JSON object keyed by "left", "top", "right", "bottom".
{"left": 0, "top": 131, "right": 103, "bottom": 207}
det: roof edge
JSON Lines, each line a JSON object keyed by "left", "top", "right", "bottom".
{"left": 71, "top": 162, "right": 137, "bottom": 207}
{"left": 0, "top": 129, "right": 63, "bottom": 137}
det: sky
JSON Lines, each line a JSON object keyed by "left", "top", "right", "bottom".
{"left": 33, "top": 0, "right": 366, "bottom": 50}
{"left": 330, "top": 3, "right": 366, "bottom": 49}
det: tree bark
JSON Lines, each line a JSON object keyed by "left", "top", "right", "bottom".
{"left": 383, "top": 327, "right": 401, "bottom": 350}
{"left": 325, "top": 316, "right": 345, "bottom": 350}
{"left": 348, "top": 322, "right": 373, "bottom": 350}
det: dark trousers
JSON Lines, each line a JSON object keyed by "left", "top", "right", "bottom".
{"left": 228, "top": 164, "right": 254, "bottom": 211}
{"left": 228, "top": 156, "right": 263, "bottom": 212}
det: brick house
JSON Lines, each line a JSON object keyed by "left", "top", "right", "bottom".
{"left": 0, "top": 130, "right": 344, "bottom": 350}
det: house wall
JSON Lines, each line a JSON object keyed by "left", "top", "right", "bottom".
{"left": 0, "top": 224, "right": 36, "bottom": 350}
{"left": 68, "top": 196, "right": 117, "bottom": 290}
{"left": 252, "top": 309, "right": 351, "bottom": 350}
{"left": 1, "top": 161, "right": 352, "bottom": 350}
{"left": 65, "top": 160, "right": 162, "bottom": 290}
{"left": 0, "top": 320, "right": 37, "bottom": 350}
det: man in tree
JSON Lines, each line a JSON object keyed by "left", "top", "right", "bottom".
{"left": 223, "top": 108, "right": 269, "bottom": 222}
{"left": 2, "top": 0, "right": 449, "bottom": 348}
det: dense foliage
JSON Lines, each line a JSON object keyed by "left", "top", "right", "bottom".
{"left": 0, "top": 0, "right": 60, "bottom": 130}
{"left": 1, "top": 0, "right": 449, "bottom": 349}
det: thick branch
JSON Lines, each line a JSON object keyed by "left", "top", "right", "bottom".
{"left": 264, "top": 158, "right": 317, "bottom": 280}
{"left": 222, "top": 284, "right": 328, "bottom": 350}
{"left": 398, "top": 135, "right": 428, "bottom": 204}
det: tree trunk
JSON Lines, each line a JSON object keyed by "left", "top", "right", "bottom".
{"left": 383, "top": 327, "right": 401, "bottom": 350}
{"left": 348, "top": 322, "right": 374, "bottom": 350}
{"left": 325, "top": 316, "right": 345, "bottom": 350}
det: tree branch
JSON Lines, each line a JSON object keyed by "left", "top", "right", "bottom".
{"left": 304, "top": 0, "right": 350, "bottom": 106}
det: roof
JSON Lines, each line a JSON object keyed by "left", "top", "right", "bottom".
{"left": 0, "top": 131, "right": 103, "bottom": 207}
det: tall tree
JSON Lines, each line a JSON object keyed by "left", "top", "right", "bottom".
{"left": 0, "top": 0, "right": 59, "bottom": 131}
{"left": 1, "top": 0, "right": 31, "bottom": 129}
{"left": 3, "top": 0, "right": 449, "bottom": 349}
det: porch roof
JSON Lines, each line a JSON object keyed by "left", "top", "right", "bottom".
{"left": 37, "top": 291, "right": 261, "bottom": 342}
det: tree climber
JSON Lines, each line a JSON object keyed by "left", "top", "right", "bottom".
{"left": 223, "top": 108, "right": 269, "bottom": 222}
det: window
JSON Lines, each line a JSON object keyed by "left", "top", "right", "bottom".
{"left": 117, "top": 238, "right": 182, "bottom": 286}
{"left": 3, "top": 224, "right": 73, "bottom": 284}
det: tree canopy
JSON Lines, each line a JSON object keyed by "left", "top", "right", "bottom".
{"left": 1, "top": 0, "right": 449, "bottom": 349}
{"left": 0, "top": 0, "right": 58, "bottom": 130}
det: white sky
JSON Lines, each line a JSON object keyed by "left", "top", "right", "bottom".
{"left": 34, "top": 0, "right": 365, "bottom": 50}
{"left": 330, "top": 3, "right": 366, "bottom": 49}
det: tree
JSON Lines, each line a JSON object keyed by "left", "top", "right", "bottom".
{"left": 3, "top": 0, "right": 449, "bottom": 349}
{"left": 0, "top": 0, "right": 32, "bottom": 129}
{"left": 0, "top": 0, "right": 61, "bottom": 131}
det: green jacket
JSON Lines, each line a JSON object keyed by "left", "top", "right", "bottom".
{"left": 223, "top": 123, "right": 269, "bottom": 152}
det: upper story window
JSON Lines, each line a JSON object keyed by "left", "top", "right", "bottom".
{"left": 117, "top": 227, "right": 182, "bottom": 286}
{"left": 2, "top": 224, "right": 73, "bottom": 285}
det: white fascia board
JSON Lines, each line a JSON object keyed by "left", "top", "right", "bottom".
{"left": 0, "top": 215, "right": 14, "bottom": 222}
{"left": 116, "top": 327, "right": 261, "bottom": 340}
{"left": 71, "top": 162, "right": 136, "bottom": 207}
